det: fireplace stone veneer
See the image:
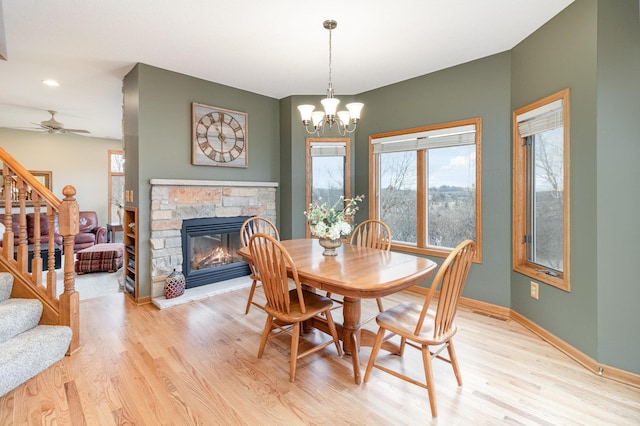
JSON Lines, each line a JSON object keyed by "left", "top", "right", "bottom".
{"left": 149, "top": 179, "right": 278, "bottom": 299}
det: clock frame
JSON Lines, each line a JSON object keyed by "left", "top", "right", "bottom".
{"left": 192, "top": 103, "right": 248, "bottom": 167}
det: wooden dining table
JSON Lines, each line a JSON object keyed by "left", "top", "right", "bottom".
{"left": 237, "top": 238, "right": 437, "bottom": 384}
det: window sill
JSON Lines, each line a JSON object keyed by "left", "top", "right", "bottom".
{"left": 513, "top": 263, "right": 570, "bottom": 292}
{"left": 391, "top": 243, "right": 482, "bottom": 263}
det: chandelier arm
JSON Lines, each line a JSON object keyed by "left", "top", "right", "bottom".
{"left": 336, "top": 117, "right": 357, "bottom": 135}
{"left": 303, "top": 122, "right": 325, "bottom": 137}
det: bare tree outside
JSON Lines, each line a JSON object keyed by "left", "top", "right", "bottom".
{"left": 530, "top": 127, "right": 564, "bottom": 271}
{"left": 380, "top": 151, "right": 418, "bottom": 242}
{"left": 312, "top": 156, "right": 345, "bottom": 207}
{"left": 379, "top": 146, "right": 476, "bottom": 248}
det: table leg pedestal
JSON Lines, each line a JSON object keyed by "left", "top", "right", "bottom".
{"left": 342, "top": 297, "right": 362, "bottom": 384}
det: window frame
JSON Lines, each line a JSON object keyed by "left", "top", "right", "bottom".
{"left": 305, "top": 137, "right": 351, "bottom": 238}
{"left": 369, "top": 117, "right": 482, "bottom": 262}
{"left": 512, "top": 88, "right": 571, "bottom": 291}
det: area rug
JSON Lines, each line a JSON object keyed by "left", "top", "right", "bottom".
{"left": 50, "top": 255, "right": 123, "bottom": 301}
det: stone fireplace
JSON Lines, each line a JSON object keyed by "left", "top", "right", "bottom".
{"left": 149, "top": 179, "right": 277, "bottom": 299}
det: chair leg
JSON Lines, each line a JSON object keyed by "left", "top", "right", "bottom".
{"left": 257, "top": 316, "right": 273, "bottom": 358}
{"left": 376, "top": 297, "right": 384, "bottom": 312}
{"left": 245, "top": 279, "right": 258, "bottom": 314}
{"left": 399, "top": 337, "right": 407, "bottom": 356}
{"left": 363, "top": 326, "right": 386, "bottom": 383}
{"left": 324, "top": 309, "right": 343, "bottom": 357}
{"left": 447, "top": 340, "right": 463, "bottom": 386}
{"left": 290, "top": 322, "right": 301, "bottom": 382}
{"left": 421, "top": 345, "right": 438, "bottom": 417}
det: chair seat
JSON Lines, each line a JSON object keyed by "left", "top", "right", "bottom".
{"left": 376, "top": 302, "right": 458, "bottom": 345}
{"left": 265, "top": 289, "right": 333, "bottom": 323}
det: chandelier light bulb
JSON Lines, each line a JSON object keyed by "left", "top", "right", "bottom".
{"left": 337, "top": 110, "right": 351, "bottom": 126}
{"left": 311, "top": 111, "right": 326, "bottom": 127}
{"left": 297, "top": 104, "right": 315, "bottom": 122}
{"left": 346, "top": 102, "right": 364, "bottom": 121}
{"left": 320, "top": 97, "right": 340, "bottom": 117}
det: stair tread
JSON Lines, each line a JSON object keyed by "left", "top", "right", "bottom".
{"left": 0, "top": 324, "right": 72, "bottom": 397}
{"left": 0, "top": 298, "right": 43, "bottom": 344}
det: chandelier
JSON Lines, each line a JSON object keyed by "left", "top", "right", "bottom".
{"left": 297, "top": 20, "right": 363, "bottom": 136}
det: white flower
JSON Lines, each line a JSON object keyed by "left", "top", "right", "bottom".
{"left": 337, "top": 221, "right": 352, "bottom": 236}
{"left": 304, "top": 195, "right": 365, "bottom": 240}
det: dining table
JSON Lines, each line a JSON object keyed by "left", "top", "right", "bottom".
{"left": 237, "top": 238, "right": 437, "bottom": 384}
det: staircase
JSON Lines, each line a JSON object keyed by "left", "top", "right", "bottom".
{"left": 0, "top": 272, "right": 72, "bottom": 396}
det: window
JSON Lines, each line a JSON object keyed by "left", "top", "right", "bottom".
{"left": 513, "top": 89, "right": 570, "bottom": 290}
{"left": 108, "top": 150, "right": 125, "bottom": 225}
{"left": 306, "top": 138, "right": 351, "bottom": 238}
{"left": 369, "top": 118, "right": 482, "bottom": 261}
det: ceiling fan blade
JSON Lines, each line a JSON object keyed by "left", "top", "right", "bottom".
{"left": 62, "top": 128, "right": 90, "bottom": 134}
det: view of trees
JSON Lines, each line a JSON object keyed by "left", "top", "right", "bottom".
{"left": 428, "top": 186, "right": 475, "bottom": 248}
{"left": 378, "top": 149, "right": 476, "bottom": 249}
{"left": 530, "top": 129, "right": 564, "bottom": 272}
{"left": 311, "top": 156, "right": 345, "bottom": 207}
{"left": 379, "top": 151, "right": 417, "bottom": 242}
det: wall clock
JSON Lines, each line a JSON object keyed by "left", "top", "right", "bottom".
{"left": 192, "top": 103, "right": 248, "bottom": 167}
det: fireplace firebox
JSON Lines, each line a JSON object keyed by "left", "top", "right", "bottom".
{"left": 181, "top": 216, "right": 251, "bottom": 288}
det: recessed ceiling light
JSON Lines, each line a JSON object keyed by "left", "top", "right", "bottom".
{"left": 42, "top": 79, "right": 60, "bottom": 87}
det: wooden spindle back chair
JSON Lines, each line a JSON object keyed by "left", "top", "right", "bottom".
{"left": 248, "top": 233, "right": 342, "bottom": 382}
{"left": 240, "top": 216, "right": 279, "bottom": 314}
{"left": 350, "top": 219, "right": 392, "bottom": 311}
{"left": 364, "top": 239, "right": 476, "bottom": 417}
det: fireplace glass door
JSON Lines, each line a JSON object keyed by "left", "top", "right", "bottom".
{"left": 181, "top": 216, "right": 251, "bottom": 288}
{"left": 190, "top": 232, "right": 242, "bottom": 271}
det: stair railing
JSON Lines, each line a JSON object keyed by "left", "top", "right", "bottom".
{"left": 0, "top": 147, "right": 80, "bottom": 355}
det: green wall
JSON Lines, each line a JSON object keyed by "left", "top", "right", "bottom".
{"left": 595, "top": 0, "right": 640, "bottom": 372}
{"left": 511, "top": 0, "right": 640, "bottom": 373}
{"left": 354, "top": 52, "right": 513, "bottom": 308}
{"left": 124, "top": 63, "right": 280, "bottom": 298}
{"left": 511, "top": 0, "right": 599, "bottom": 360}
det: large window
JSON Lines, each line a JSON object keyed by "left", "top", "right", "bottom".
{"left": 513, "top": 89, "right": 570, "bottom": 290}
{"left": 369, "top": 118, "right": 482, "bottom": 261}
{"left": 306, "top": 138, "right": 351, "bottom": 238}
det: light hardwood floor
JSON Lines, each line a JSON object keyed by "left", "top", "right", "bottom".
{"left": 1, "top": 288, "right": 639, "bottom": 425}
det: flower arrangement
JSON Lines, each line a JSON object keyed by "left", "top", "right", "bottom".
{"left": 304, "top": 195, "right": 365, "bottom": 240}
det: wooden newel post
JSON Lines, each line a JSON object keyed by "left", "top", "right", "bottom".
{"left": 58, "top": 185, "right": 80, "bottom": 355}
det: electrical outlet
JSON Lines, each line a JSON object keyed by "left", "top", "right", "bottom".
{"left": 530, "top": 281, "right": 539, "bottom": 300}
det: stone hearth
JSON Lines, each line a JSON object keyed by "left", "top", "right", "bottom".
{"left": 149, "top": 179, "right": 277, "bottom": 299}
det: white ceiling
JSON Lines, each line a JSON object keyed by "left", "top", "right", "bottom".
{"left": 0, "top": 0, "right": 574, "bottom": 140}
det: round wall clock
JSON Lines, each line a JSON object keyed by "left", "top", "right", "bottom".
{"left": 192, "top": 103, "right": 248, "bottom": 167}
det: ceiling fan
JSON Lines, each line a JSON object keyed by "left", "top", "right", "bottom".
{"left": 35, "top": 110, "right": 90, "bottom": 135}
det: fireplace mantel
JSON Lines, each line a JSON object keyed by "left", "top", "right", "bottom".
{"left": 150, "top": 179, "right": 278, "bottom": 188}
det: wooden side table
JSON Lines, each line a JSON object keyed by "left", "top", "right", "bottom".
{"left": 106, "top": 223, "right": 124, "bottom": 243}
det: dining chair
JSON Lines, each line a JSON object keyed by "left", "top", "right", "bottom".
{"left": 363, "top": 239, "right": 475, "bottom": 417}
{"left": 326, "top": 219, "right": 392, "bottom": 313}
{"left": 240, "top": 216, "right": 279, "bottom": 314}
{"left": 248, "top": 232, "right": 343, "bottom": 382}
{"left": 350, "top": 219, "right": 392, "bottom": 312}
